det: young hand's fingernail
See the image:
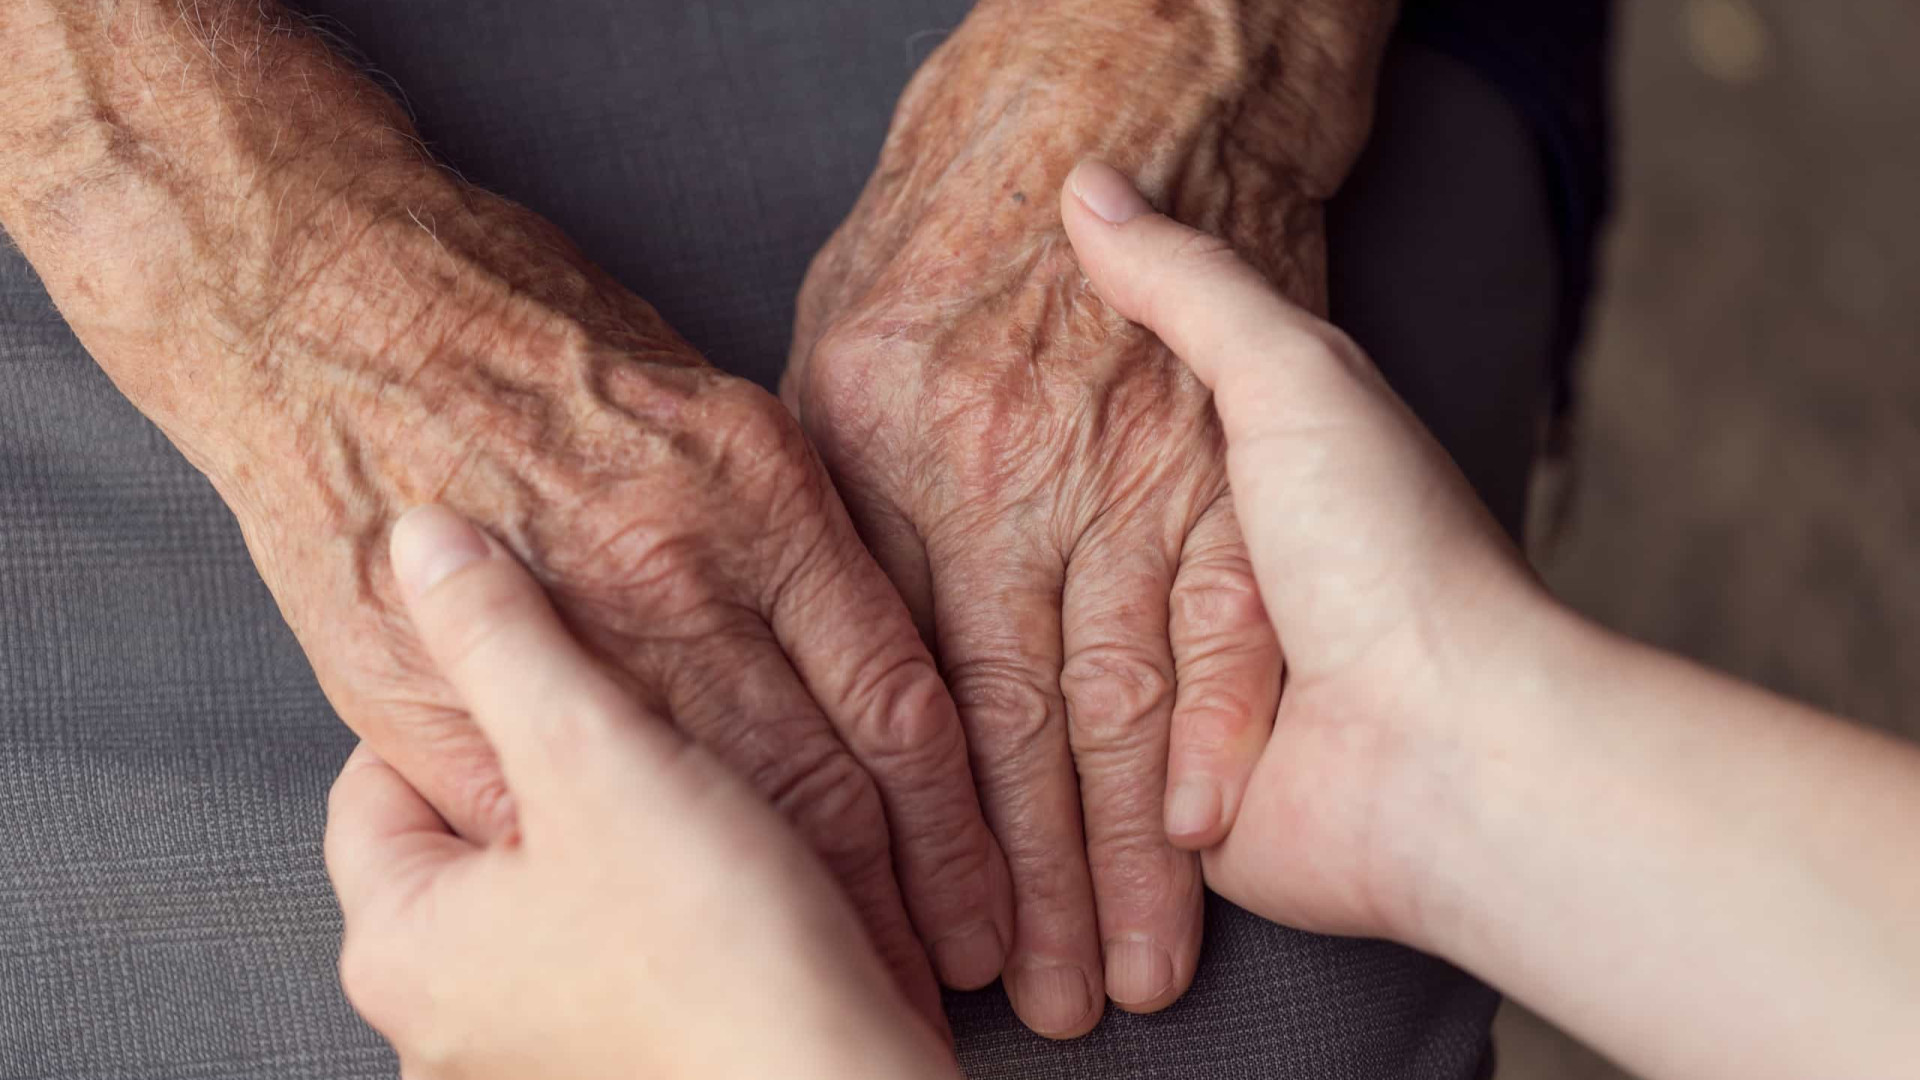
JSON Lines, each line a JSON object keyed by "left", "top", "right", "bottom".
{"left": 1070, "top": 160, "right": 1151, "bottom": 224}
{"left": 1164, "top": 777, "right": 1221, "bottom": 841}
{"left": 391, "top": 505, "right": 491, "bottom": 600}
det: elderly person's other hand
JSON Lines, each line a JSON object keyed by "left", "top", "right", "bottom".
{"left": 785, "top": 0, "right": 1395, "bottom": 1034}
{"left": 326, "top": 507, "right": 960, "bottom": 1080}
{"left": 0, "top": 0, "right": 1010, "bottom": 1028}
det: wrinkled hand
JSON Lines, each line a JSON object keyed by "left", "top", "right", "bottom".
{"left": 326, "top": 507, "right": 958, "bottom": 1080}
{"left": 783, "top": 1, "right": 1375, "bottom": 1033}
{"left": 0, "top": 0, "right": 1012, "bottom": 1028}
{"left": 1060, "top": 161, "right": 1543, "bottom": 942}
{"left": 171, "top": 184, "right": 1012, "bottom": 1027}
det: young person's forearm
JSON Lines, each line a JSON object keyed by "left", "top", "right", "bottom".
{"left": 1418, "top": 604, "right": 1920, "bottom": 1080}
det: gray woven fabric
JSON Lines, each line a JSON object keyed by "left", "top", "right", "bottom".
{"left": 0, "top": 3, "right": 1560, "bottom": 1076}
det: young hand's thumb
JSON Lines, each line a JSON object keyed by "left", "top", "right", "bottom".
{"left": 1059, "top": 160, "right": 1339, "bottom": 410}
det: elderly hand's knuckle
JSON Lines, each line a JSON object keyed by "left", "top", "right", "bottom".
{"left": 1172, "top": 561, "right": 1266, "bottom": 636}
{"left": 708, "top": 382, "right": 812, "bottom": 477}
{"left": 945, "top": 658, "right": 1061, "bottom": 754}
{"left": 847, "top": 652, "right": 964, "bottom": 765}
{"left": 1061, "top": 645, "right": 1174, "bottom": 743}
{"left": 1174, "top": 686, "right": 1261, "bottom": 751}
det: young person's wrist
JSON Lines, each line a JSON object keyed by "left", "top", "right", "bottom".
{"left": 1385, "top": 591, "right": 1628, "bottom": 959}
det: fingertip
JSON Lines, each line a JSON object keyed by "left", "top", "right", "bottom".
{"left": 390, "top": 505, "right": 494, "bottom": 604}
{"left": 1007, "top": 960, "right": 1103, "bottom": 1039}
{"left": 930, "top": 919, "right": 1006, "bottom": 991}
{"left": 1164, "top": 775, "right": 1227, "bottom": 849}
{"left": 1059, "top": 161, "right": 1153, "bottom": 323}
{"left": 1065, "top": 159, "right": 1152, "bottom": 226}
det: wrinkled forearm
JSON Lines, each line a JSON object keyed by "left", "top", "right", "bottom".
{"left": 0, "top": 0, "right": 674, "bottom": 475}
{"left": 0, "top": 0, "right": 431, "bottom": 365}
{"left": 841, "top": 0, "right": 1398, "bottom": 316}
{"left": 986, "top": 0, "right": 1400, "bottom": 195}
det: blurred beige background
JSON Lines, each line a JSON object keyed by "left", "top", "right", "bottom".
{"left": 1497, "top": 0, "right": 1919, "bottom": 1076}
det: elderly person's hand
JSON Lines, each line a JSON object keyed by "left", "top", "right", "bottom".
{"left": 785, "top": 0, "right": 1395, "bottom": 1033}
{"left": 0, "top": 0, "right": 1009, "bottom": 1028}
{"left": 326, "top": 507, "right": 960, "bottom": 1080}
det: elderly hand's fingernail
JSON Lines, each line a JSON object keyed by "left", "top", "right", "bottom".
{"left": 1011, "top": 961, "right": 1096, "bottom": 1038}
{"left": 391, "top": 505, "right": 491, "bottom": 600}
{"left": 1070, "top": 160, "right": 1151, "bottom": 225}
{"left": 931, "top": 920, "right": 1006, "bottom": 991}
{"left": 1164, "top": 777, "right": 1222, "bottom": 842}
{"left": 1104, "top": 936, "right": 1174, "bottom": 1008}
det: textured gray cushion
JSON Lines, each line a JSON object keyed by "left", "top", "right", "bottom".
{"left": 0, "top": 3, "right": 1561, "bottom": 1076}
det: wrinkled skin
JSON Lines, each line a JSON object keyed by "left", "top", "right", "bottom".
{"left": 205, "top": 187, "right": 1016, "bottom": 1029}
{"left": 785, "top": 0, "right": 1384, "bottom": 1033}
{"left": 0, "top": 1, "right": 1013, "bottom": 1028}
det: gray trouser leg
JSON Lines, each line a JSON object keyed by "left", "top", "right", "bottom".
{"left": 0, "top": 4, "right": 1556, "bottom": 1077}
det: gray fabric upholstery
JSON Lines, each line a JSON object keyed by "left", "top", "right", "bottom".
{"left": 0, "top": 3, "right": 1557, "bottom": 1076}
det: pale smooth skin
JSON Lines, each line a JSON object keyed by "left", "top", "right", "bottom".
{"left": 331, "top": 163, "right": 1920, "bottom": 1078}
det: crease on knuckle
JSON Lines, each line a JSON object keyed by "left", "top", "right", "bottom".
{"left": 802, "top": 324, "right": 883, "bottom": 415}
{"left": 1171, "top": 558, "right": 1268, "bottom": 641}
{"left": 842, "top": 648, "right": 964, "bottom": 770}
{"left": 705, "top": 382, "right": 815, "bottom": 490}
{"left": 945, "top": 657, "right": 1063, "bottom": 762}
{"left": 1172, "top": 686, "right": 1261, "bottom": 756}
{"left": 1060, "top": 644, "right": 1174, "bottom": 749}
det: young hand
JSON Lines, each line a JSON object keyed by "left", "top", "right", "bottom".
{"left": 1059, "top": 159, "right": 1552, "bottom": 942}
{"left": 1061, "top": 160, "right": 1920, "bottom": 1080}
{"left": 323, "top": 507, "right": 959, "bottom": 1080}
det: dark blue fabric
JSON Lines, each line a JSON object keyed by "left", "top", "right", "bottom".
{"left": 1403, "top": 0, "right": 1615, "bottom": 416}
